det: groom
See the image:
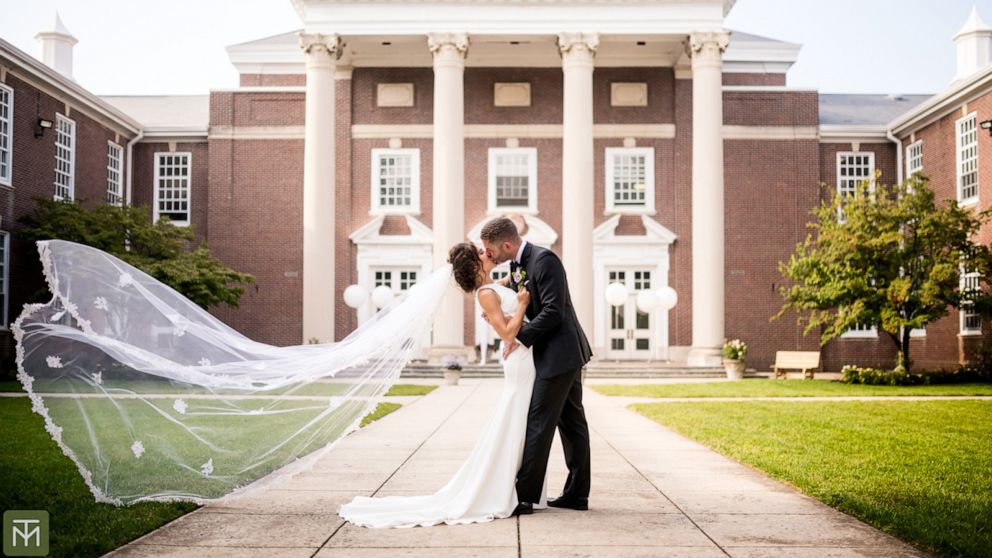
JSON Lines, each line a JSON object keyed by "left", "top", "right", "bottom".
{"left": 480, "top": 217, "right": 593, "bottom": 516}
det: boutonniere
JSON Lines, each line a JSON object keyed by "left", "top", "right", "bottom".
{"left": 514, "top": 268, "right": 527, "bottom": 291}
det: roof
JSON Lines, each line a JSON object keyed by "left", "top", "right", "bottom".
{"left": 0, "top": 37, "right": 140, "bottom": 134}
{"left": 818, "top": 94, "right": 933, "bottom": 126}
{"left": 101, "top": 95, "right": 209, "bottom": 135}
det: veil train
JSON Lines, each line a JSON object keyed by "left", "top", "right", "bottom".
{"left": 12, "top": 239, "right": 451, "bottom": 505}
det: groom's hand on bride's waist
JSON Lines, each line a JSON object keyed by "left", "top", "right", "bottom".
{"left": 502, "top": 340, "right": 520, "bottom": 359}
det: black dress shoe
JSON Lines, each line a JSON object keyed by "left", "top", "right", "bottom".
{"left": 547, "top": 496, "right": 588, "bottom": 510}
{"left": 511, "top": 502, "right": 534, "bottom": 516}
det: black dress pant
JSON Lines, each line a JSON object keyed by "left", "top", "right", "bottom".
{"left": 515, "top": 366, "right": 591, "bottom": 503}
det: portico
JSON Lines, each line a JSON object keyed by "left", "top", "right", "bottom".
{"left": 292, "top": 0, "right": 733, "bottom": 362}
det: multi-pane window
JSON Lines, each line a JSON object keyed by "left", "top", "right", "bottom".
{"left": 54, "top": 115, "right": 75, "bottom": 200}
{"left": 371, "top": 149, "right": 419, "bottom": 213}
{"left": 608, "top": 271, "right": 626, "bottom": 349}
{"left": 107, "top": 142, "right": 123, "bottom": 206}
{"left": 154, "top": 152, "right": 191, "bottom": 225}
{"left": 0, "top": 231, "right": 7, "bottom": 329}
{"left": 836, "top": 152, "right": 874, "bottom": 222}
{"left": 837, "top": 152, "right": 874, "bottom": 198}
{"left": 374, "top": 269, "right": 419, "bottom": 294}
{"left": 843, "top": 322, "right": 877, "bottom": 338}
{"left": 634, "top": 271, "right": 651, "bottom": 291}
{"left": 906, "top": 141, "right": 923, "bottom": 177}
{"left": 957, "top": 114, "right": 979, "bottom": 204}
{"left": 0, "top": 84, "right": 11, "bottom": 186}
{"left": 488, "top": 148, "right": 537, "bottom": 212}
{"left": 606, "top": 147, "right": 655, "bottom": 212}
{"left": 961, "top": 266, "right": 982, "bottom": 334}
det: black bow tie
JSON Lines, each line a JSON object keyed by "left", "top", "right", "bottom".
{"left": 510, "top": 261, "right": 519, "bottom": 273}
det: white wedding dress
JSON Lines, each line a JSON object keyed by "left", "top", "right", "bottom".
{"left": 338, "top": 283, "right": 547, "bottom": 528}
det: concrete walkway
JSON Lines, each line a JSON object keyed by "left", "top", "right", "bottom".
{"left": 106, "top": 379, "right": 931, "bottom": 558}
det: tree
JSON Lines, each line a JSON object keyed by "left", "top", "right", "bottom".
{"left": 17, "top": 198, "right": 255, "bottom": 310}
{"left": 775, "top": 174, "right": 992, "bottom": 373}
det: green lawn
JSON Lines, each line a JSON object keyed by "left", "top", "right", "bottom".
{"left": 633, "top": 400, "right": 992, "bottom": 557}
{"left": 593, "top": 379, "right": 992, "bottom": 398}
{"left": 0, "top": 393, "right": 406, "bottom": 556}
{"left": 0, "top": 380, "right": 437, "bottom": 397}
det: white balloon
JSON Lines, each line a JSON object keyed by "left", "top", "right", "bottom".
{"left": 636, "top": 290, "right": 660, "bottom": 313}
{"left": 605, "top": 282, "right": 629, "bottom": 306}
{"left": 371, "top": 285, "right": 395, "bottom": 308}
{"left": 657, "top": 286, "right": 678, "bottom": 310}
{"left": 343, "top": 284, "right": 368, "bottom": 309}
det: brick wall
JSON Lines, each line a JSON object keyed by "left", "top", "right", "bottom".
{"left": 0, "top": 70, "right": 134, "bottom": 371}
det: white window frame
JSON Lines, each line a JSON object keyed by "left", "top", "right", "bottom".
{"left": 905, "top": 140, "right": 923, "bottom": 178}
{"left": 956, "top": 113, "right": 979, "bottom": 206}
{"left": 605, "top": 147, "right": 655, "bottom": 214}
{"left": 488, "top": 147, "right": 538, "bottom": 214}
{"left": 0, "top": 83, "right": 12, "bottom": 187}
{"left": 54, "top": 114, "right": 75, "bottom": 201}
{"left": 960, "top": 265, "right": 982, "bottom": 335}
{"left": 153, "top": 152, "right": 191, "bottom": 226}
{"left": 836, "top": 151, "right": 874, "bottom": 223}
{"left": 842, "top": 322, "right": 878, "bottom": 338}
{"left": 0, "top": 231, "right": 8, "bottom": 330}
{"left": 370, "top": 148, "right": 420, "bottom": 215}
{"left": 107, "top": 141, "right": 124, "bottom": 206}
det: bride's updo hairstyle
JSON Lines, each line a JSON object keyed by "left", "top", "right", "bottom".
{"left": 448, "top": 242, "right": 482, "bottom": 293}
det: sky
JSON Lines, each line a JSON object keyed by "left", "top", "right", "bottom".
{"left": 0, "top": 0, "right": 978, "bottom": 96}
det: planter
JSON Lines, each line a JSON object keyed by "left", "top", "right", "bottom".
{"left": 443, "top": 369, "right": 461, "bottom": 386}
{"left": 723, "top": 359, "right": 745, "bottom": 380}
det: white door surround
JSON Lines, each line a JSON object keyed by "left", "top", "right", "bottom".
{"left": 592, "top": 214, "right": 677, "bottom": 361}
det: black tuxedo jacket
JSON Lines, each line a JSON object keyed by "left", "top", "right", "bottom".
{"left": 509, "top": 243, "right": 593, "bottom": 379}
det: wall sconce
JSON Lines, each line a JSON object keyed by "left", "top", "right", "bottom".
{"left": 34, "top": 118, "right": 53, "bottom": 138}
{"left": 981, "top": 120, "right": 992, "bottom": 137}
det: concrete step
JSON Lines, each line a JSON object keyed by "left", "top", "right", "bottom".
{"left": 400, "top": 362, "right": 735, "bottom": 379}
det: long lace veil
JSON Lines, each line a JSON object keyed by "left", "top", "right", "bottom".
{"left": 12, "top": 240, "right": 452, "bottom": 505}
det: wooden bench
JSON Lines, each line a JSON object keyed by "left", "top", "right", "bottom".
{"left": 772, "top": 351, "right": 820, "bottom": 379}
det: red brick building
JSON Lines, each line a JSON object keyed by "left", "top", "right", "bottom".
{"left": 1, "top": 3, "right": 989, "bottom": 373}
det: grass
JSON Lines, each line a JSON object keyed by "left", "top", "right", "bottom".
{"left": 592, "top": 379, "right": 992, "bottom": 398}
{"left": 0, "top": 391, "right": 407, "bottom": 556}
{"left": 0, "top": 380, "right": 438, "bottom": 397}
{"left": 632, "top": 399, "right": 992, "bottom": 557}
{"left": 384, "top": 384, "right": 437, "bottom": 397}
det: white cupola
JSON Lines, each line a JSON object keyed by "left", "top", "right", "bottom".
{"left": 955, "top": 5, "right": 992, "bottom": 82}
{"left": 34, "top": 12, "right": 78, "bottom": 80}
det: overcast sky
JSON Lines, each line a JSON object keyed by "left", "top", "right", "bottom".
{"left": 0, "top": 0, "right": 976, "bottom": 96}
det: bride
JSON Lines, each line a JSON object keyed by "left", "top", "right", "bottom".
{"left": 338, "top": 242, "right": 547, "bottom": 528}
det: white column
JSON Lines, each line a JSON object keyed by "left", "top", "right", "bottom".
{"left": 687, "top": 31, "right": 729, "bottom": 367}
{"left": 299, "top": 33, "right": 342, "bottom": 343}
{"left": 558, "top": 32, "right": 598, "bottom": 339}
{"left": 428, "top": 32, "right": 470, "bottom": 360}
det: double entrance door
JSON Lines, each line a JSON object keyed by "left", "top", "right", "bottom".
{"left": 605, "top": 268, "right": 654, "bottom": 360}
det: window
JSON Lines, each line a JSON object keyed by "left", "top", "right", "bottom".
{"left": 107, "top": 142, "right": 123, "bottom": 206}
{"left": 905, "top": 140, "right": 923, "bottom": 194}
{"left": 54, "top": 114, "right": 75, "bottom": 200}
{"left": 836, "top": 152, "right": 874, "bottom": 222}
{"left": 606, "top": 147, "right": 655, "bottom": 213}
{"left": 371, "top": 148, "right": 419, "bottom": 214}
{"left": 488, "top": 148, "right": 537, "bottom": 213}
{"left": 154, "top": 152, "right": 191, "bottom": 225}
{"left": 0, "top": 83, "right": 11, "bottom": 186}
{"left": 0, "top": 231, "right": 7, "bottom": 329}
{"left": 843, "top": 322, "right": 877, "bottom": 338}
{"left": 373, "top": 268, "right": 419, "bottom": 294}
{"left": 957, "top": 114, "right": 979, "bottom": 205}
{"left": 960, "top": 266, "right": 982, "bottom": 335}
